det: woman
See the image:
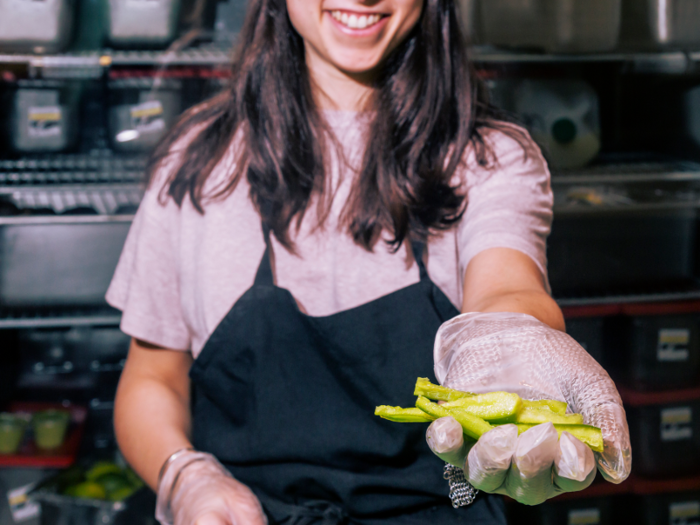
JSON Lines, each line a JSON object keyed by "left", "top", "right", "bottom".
{"left": 109, "top": 0, "right": 631, "bottom": 524}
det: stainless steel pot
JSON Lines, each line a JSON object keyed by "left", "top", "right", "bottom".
{"left": 621, "top": 0, "right": 700, "bottom": 50}
{"left": 106, "top": 0, "right": 181, "bottom": 47}
{"left": 0, "top": 0, "right": 74, "bottom": 53}
{"left": 480, "top": 0, "right": 622, "bottom": 53}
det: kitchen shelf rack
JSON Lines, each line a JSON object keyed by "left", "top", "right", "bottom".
{"left": 552, "top": 160, "right": 700, "bottom": 215}
{"left": 0, "top": 306, "right": 122, "bottom": 329}
{"left": 3, "top": 44, "right": 700, "bottom": 78}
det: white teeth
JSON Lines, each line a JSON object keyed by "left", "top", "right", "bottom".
{"left": 330, "top": 10, "right": 383, "bottom": 30}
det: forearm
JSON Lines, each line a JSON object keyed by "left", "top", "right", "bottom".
{"left": 461, "top": 248, "right": 565, "bottom": 332}
{"left": 464, "top": 288, "right": 565, "bottom": 332}
{"left": 114, "top": 339, "right": 193, "bottom": 491}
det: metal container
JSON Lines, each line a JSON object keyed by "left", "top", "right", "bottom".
{"left": 106, "top": 0, "right": 181, "bottom": 47}
{"left": 10, "top": 82, "right": 77, "bottom": 154}
{"left": 0, "top": 219, "right": 132, "bottom": 307}
{"left": 0, "top": 0, "right": 74, "bottom": 53}
{"left": 480, "top": 0, "right": 622, "bottom": 53}
{"left": 621, "top": 0, "right": 700, "bottom": 50}
{"left": 108, "top": 78, "right": 182, "bottom": 153}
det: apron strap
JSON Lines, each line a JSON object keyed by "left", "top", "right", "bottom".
{"left": 254, "top": 223, "right": 275, "bottom": 287}
{"left": 254, "top": 224, "right": 429, "bottom": 286}
{"left": 410, "top": 240, "right": 429, "bottom": 282}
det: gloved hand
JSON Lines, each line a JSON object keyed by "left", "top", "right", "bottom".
{"left": 425, "top": 312, "right": 631, "bottom": 506}
{"left": 156, "top": 450, "right": 268, "bottom": 525}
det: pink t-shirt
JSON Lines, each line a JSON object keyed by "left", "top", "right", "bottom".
{"left": 106, "top": 112, "right": 553, "bottom": 357}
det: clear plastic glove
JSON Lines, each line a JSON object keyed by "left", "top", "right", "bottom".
{"left": 156, "top": 450, "right": 268, "bottom": 525}
{"left": 426, "top": 312, "right": 631, "bottom": 505}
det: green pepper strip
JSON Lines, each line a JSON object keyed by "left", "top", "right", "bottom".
{"left": 416, "top": 396, "right": 493, "bottom": 440}
{"left": 442, "top": 392, "right": 522, "bottom": 423}
{"left": 515, "top": 408, "right": 583, "bottom": 425}
{"left": 413, "top": 378, "right": 472, "bottom": 402}
{"left": 374, "top": 406, "right": 436, "bottom": 423}
{"left": 513, "top": 423, "right": 604, "bottom": 453}
{"left": 521, "top": 399, "right": 568, "bottom": 415}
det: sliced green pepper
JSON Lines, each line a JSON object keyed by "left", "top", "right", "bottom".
{"left": 416, "top": 396, "right": 493, "bottom": 440}
{"left": 442, "top": 392, "right": 522, "bottom": 423}
{"left": 515, "top": 408, "right": 584, "bottom": 425}
{"left": 513, "top": 423, "right": 604, "bottom": 453}
{"left": 374, "top": 406, "right": 437, "bottom": 423}
{"left": 413, "top": 378, "right": 472, "bottom": 402}
{"left": 521, "top": 399, "right": 568, "bottom": 415}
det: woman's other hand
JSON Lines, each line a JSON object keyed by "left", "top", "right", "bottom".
{"left": 428, "top": 311, "right": 631, "bottom": 505}
{"left": 157, "top": 450, "right": 267, "bottom": 525}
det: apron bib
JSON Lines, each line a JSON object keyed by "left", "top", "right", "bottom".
{"left": 189, "top": 226, "right": 506, "bottom": 524}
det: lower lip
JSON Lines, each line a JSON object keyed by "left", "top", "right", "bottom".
{"left": 327, "top": 12, "right": 389, "bottom": 37}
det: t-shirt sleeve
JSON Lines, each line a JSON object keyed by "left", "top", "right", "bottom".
{"left": 457, "top": 123, "right": 553, "bottom": 291}
{"left": 106, "top": 156, "right": 191, "bottom": 351}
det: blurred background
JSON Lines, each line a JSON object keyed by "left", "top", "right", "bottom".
{"left": 0, "top": 0, "right": 699, "bottom": 524}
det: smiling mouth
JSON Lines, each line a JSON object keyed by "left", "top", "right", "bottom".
{"left": 329, "top": 10, "right": 385, "bottom": 30}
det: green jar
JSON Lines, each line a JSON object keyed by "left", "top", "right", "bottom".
{"left": 33, "top": 410, "right": 70, "bottom": 451}
{"left": 0, "top": 413, "right": 27, "bottom": 454}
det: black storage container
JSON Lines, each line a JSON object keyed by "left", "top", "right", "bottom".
{"left": 616, "top": 312, "right": 700, "bottom": 391}
{"left": 565, "top": 317, "right": 606, "bottom": 365}
{"left": 510, "top": 496, "right": 614, "bottom": 525}
{"left": 629, "top": 491, "right": 700, "bottom": 525}
{"left": 548, "top": 210, "right": 697, "bottom": 300}
{"left": 627, "top": 397, "right": 700, "bottom": 477}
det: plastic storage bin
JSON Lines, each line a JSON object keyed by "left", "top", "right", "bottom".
{"left": 513, "top": 79, "right": 601, "bottom": 170}
{"left": 0, "top": 0, "right": 74, "bottom": 53}
{"left": 627, "top": 397, "right": 700, "bottom": 477}
{"left": 512, "top": 496, "right": 614, "bottom": 525}
{"left": 106, "top": 0, "right": 181, "bottom": 47}
{"left": 629, "top": 491, "right": 700, "bottom": 525}
{"left": 9, "top": 81, "right": 77, "bottom": 154}
{"left": 615, "top": 312, "right": 700, "bottom": 391}
{"left": 548, "top": 211, "right": 696, "bottom": 299}
{"left": 0, "top": 221, "right": 131, "bottom": 307}
{"left": 108, "top": 78, "right": 182, "bottom": 153}
{"left": 620, "top": 0, "right": 700, "bottom": 50}
{"left": 565, "top": 317, "right": 606, "bottom": 365}
{"left": 480, "top": 0, "right": 622, "bottom": 53}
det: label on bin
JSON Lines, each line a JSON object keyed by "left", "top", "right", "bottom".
{"left": 27, "top": 106, "right": 62, "bottom": 138}
{"left": 7, "top": 483, "right": 41, "bottom": 523}
{"left": 669, "top": 501, "right": 700, "bottom": 525}
{"left": 130, "top": 100, "right": 165, "bottom": 135}
{"left": 657, "top": 328, "right": 691, "bottom": 362}
{"left": 568, "top": 508, "right": 600, "bottom": 525}
{"left": 661, "top": 407, "right": 693, "bottom": 441}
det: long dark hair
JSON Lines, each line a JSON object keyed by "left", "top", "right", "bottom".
{"left": 149, "top": 0, "right": 506, "bottom": 251}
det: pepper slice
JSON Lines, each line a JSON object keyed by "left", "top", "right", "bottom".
{"left": 513, "top": 423, "right": 604, "bottom": 453}
{"left": 416, "top": 396, "right": 493, "bottom": 440}
{"left": 374, "top": 406, "right": 436, "bottom": 423}
{"left": 442, "top": 392, "right": 522, "bottom": 423}
{"left": 521, "top": 399, "right": 568, "bottom": 415}
{"left": 413, "top": 378, "right": 472, "bottom": 402}
{"left": 515, "top": 408, "right": 584, "bottom": 425}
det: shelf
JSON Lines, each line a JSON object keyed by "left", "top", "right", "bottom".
{"left": 0, "top": 306, "right": 122, "bottom": 329}
{"left": 556, "top": 289, "right": 700, "bottom": 308}
{"left": 0, "top": 43, "right": 232, "bottom": 78}
{"left": 552, "top": 161, "right": 700, "bottom": 215}
{"left": 472, "top": 46, "right": 693, "bottom": 73}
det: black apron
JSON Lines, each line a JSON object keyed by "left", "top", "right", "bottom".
{"left": 189, "top": 225, "right": 506, "bottom": 524}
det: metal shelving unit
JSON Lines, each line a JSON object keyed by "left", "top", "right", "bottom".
{"left": 0, "top": 306, "right": 122, "bottom": 329}
{"left": 551, "top": 161, "right": 700, "bottom": 215}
